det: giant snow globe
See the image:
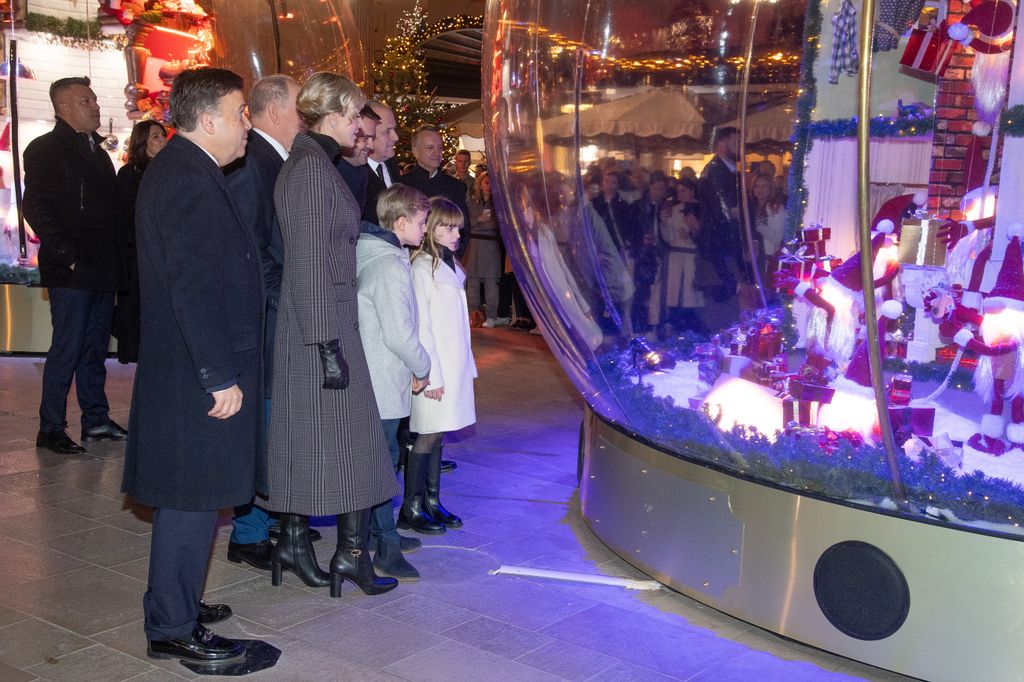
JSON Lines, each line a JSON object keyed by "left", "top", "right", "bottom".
{"left": 483, "top": 1, "right": 1024, "bottom": 679}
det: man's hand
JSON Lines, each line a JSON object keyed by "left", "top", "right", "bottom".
{"left": 412, "top": 375, "right": 429, "bottom": 394}
{"left": 424, "top": 387, "right": 444, "bottom": 401}
{"left": 209, "top": 385, "right": 243, "bottom": 419}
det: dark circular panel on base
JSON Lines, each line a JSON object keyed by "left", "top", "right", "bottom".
{"left": 813, "top": 541, "right": 910, "bottom": 640}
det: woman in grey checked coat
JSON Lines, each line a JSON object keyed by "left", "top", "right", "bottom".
{"left": 266, "top": 72, "right": 398, "bottom": 598}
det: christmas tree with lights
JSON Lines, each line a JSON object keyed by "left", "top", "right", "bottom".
{"left": 370, "top": 1, "right": 459, "bottom": 166}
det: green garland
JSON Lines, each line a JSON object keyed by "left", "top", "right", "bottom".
{"left": 0, "top": 264, "right": 40, "bottom": 286}
{"left": 999, "top": 105, "right": 1024, "bottom": 138}
{"left": 785, "top": 0, "right": 823, "bottom": 236}
{"left": 883, "top": 357, "right": 975, "bottom": 392}
{"left": 25, "top": 13, "right": 110, "bottom": 43}
{"left": 806, "top": 115, "right": 935, "bottom": 138}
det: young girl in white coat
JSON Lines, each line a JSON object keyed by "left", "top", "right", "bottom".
{"left": 400, "top": 197, "right": 478, "bottom": 535}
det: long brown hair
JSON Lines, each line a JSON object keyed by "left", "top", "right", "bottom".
{"left": 126, "top": 120, "right": 166, "bottom": 168}
{"left": 413, "top": 196, "right": 464, "bottom": 275}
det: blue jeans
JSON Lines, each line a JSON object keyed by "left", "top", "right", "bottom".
{"left": 230, "top": 398, "right": 271, "bottom": 544}
{"left": 40, "top": 288, "right": 114, "bottom": 432}
{"left": 370, "top": 418, "right": 402, "bottom": 545}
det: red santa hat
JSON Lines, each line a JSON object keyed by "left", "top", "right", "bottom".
{"left": 948, "top": 0, "right": 1016, "bottom": 54}
{"left": 844, "top": 300, "right": 904, "bottom": 388}
{"left": 870, "top": 193, "right": 926, "bottom": 235}
{"left": 983, "top": 225, "right": 1024, "bottom": 313}
{"left": 828, "top": 232, "right": 892, "bottom": 291}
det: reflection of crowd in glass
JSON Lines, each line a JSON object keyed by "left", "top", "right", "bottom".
{"left": 506, "top": 126, "right": 789, "bottom": 348}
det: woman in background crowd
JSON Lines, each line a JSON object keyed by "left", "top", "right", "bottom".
{"left": 465, "top": 171, "right": 506, "bottom": 328}
{"left": 114, "top": 120, "right": 167, "bottom": 363}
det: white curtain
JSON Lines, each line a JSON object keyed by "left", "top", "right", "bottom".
{"left": 803, "top": 136, "right": 932, "bottom": 258}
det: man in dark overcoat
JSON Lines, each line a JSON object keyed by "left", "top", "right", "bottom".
{"left": 363, "top": 100, "right": 401, "bottom": 226}
{"left": 223, "top": 74, "right": 303, "bottom": 572}
{"left": 24, "top": 76, "right": 128, "bottom": 455}
{"left": 121, "top": 67, "right": 265, "bottom": 664}
{"left": 399, "top": 125, "right": 471, "bottom": 255}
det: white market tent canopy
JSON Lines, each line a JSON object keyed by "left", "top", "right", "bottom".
{"left": 541, "top": 87, "right": 705, "bottom": 149}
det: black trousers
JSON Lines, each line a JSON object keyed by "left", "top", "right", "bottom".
{"left": 144, "top": 508, "right": 218, "bottom": 640}
{"left": 39, "top": 287, "right": 114, "bottom": 432}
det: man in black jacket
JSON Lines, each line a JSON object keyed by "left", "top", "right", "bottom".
{"left": 336, "top": 103, "right": 381, "bottom": 210}
{"left": 24, "top": 76, "right": 127, "bottom": 455}
{"left": 223, "top": 74, "right": 302, "bottom": 573}
{"left": 698, "top": 126, "right": 746, "bottom": 325}
{"left": 400, "top": 125, "right": 470, "bottom": 254}
{"left": 363, "top": 100, "right": 400, "bottom": 226}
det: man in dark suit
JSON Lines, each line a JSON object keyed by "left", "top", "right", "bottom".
{"left": 336, "top": 103, "right": 380, "bottom": 210}
{"left": 698, "top": 126, "right": 746, "bottom": 325}
{"left": 400, "top": 125, "right": 470, "bottom": 254}
{"left": 122, "top": 67, "right": 265, "bottom": 664}
{"left": 363, "top": 100, "right": 400, "bottom": 226}
{"left": 223, "top": 74, "right": 302, "bottom": 573}
{"left": 24, "top": 76, "right": 128, "bottom": 455}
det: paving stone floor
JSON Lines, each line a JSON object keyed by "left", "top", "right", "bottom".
{"left": 0, "top": 329, "right": 915, "bottom": 681}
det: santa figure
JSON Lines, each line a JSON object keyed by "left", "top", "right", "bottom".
{"left": 781, "top": 193, "right": 923, "bottom": 366}
{"left": 947, "top": 226, "right": 1024, "bottom": 454}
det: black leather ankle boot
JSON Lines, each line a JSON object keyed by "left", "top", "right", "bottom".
{"left": 271, "top": 514, "right": 329, "bottom": 587}
{"left": 397, "top": 450, "right": 446, "bottom": 535}
{"left": 424, "top": 447, "right": 463, "bottom": 528}
{"left": 330, "top": 509, "right": 398, "bottom": 597}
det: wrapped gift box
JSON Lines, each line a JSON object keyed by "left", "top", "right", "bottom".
{"left": 885, "top": 333, "right": 909, "bottom": 359}
{"left": 889, "top": 406, "right": 935, "bottom": 437}
{"left": 802, "top": 226, "right": 832, "bottom": 243}
{"left": 899, "top": 23, "right": 954, "bottom": 78}
{"left": 888, "top": 373, "right": 913, "bottom": 406}
{"left": 783, "top": 397, "right": 819, "bottom": 427}
{"left": 722, "top": 354, "right": 753, "bottom": 376}
{"left": 789, "top": 379, "right": 836, "bottom": 404}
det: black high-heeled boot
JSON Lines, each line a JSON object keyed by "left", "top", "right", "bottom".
{"left": 271, "top": 514, "right": 329, "bottom": 587}
{"left": 329, "top": 509, "right": 398, "bottom": 597}
{"left": 424, "top": 445, "right": 463, "bottom": 528}
{"left": 397, "top": 450, "right": 446, "bottom": 535}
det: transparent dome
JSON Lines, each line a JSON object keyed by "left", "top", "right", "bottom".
{"left": 482, "top": 0, "right": 1024, "bottom": 537}
{"left": 202, "top": 0, "right": 364, "bottom": 85}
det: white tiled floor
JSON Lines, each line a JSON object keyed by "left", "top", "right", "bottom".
{"left": 0, "top": 330, "right": 914, "bottom": 681}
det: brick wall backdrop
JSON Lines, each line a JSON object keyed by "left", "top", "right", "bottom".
{"left": 927, "top": 0, "right": 1005, "bottom": 219}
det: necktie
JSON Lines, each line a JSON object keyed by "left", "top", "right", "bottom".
{"left": 375, "top": 163, "right": 386, "bottom": 186}
{"left": 83, "top": 133, "right": 95, "bottom": 152}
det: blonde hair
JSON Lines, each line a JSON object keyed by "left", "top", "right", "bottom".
{"left": 295, "top": 72, "right": 364, "bottom": 127}
{"left": 472, "top": 170, "right": 490, "bottom": 203}
{"left": 413, "top": 196, "right": 464, "bottom": 274}
{"left": 376, "top": 184, "right": 429, "bottom": 233}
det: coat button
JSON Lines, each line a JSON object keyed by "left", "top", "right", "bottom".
{"left": 351, "top": 278, "right": 357, "bottom": 287}
{"left": 349, "top": 236, "right": 356, "bottom": 244}
{"left": 245, "top": 253, "right": 251, "bottom": 260}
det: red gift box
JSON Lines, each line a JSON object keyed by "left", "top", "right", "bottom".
{"left": 899, "top": 23, "right": 954, "bottom": 77}
{"left": 885, "top": 332, "right": 908, "bottom": 359}
{"left": 789, "top": 379, "right": 836, "bottom": 404}
{"left": 888, "top": 373, "right": 912, "bottom": 406}
{"left": 783, "top": 397, "right": 819, "bottom": 427}
{"left": 888, "top": 406, "right": 935, "bottom": 437}
{"left": 815, "top": 255, "right": 842, "bottom": 273}
{"left": 801, "top": 241, "right": 828, "bottom": 259}
{"left": 801, "top": 226, "right": 832, "bottom": 243}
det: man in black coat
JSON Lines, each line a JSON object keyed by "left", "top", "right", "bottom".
{"left": 364, "top": 101, "right": 401, "bottom": 226}
{"left": 698, "top": 126, "right": 747, "bottom": 326}
{"left": 336, "top": 103, "right": 380, "bottom": 210}
{"left": 400, "top": 125, "right": 471, "bottom": 255}
{"left": 24, "top": 76, "right": 128, "bottom": 455}
{"left": 122, "top": 67, "right": 265, "bottom": 664}
{"left": 223, "top": 74, "right": 302, "bottom": 573}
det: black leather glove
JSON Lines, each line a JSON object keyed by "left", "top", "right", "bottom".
{"left": 317, "top": 339, "right": 349, "bottom": 390}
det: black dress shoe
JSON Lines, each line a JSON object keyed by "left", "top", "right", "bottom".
{"left": 81, "top": 420, "right": 128, "bottom": 442}
{"left": 268, "top": 525, "right": 321, "bottom": 542}
{"left": 227, "top": 540, "right": 274, "bottom": 571}
{"left": 147, "top": 624, "right": 245, "bottom": 663}
{"left": 36, "top": 430, "right": 86, "bottom": 455}
{"left": 440, "top": 459, "right": 457, "bottom": 472}
{"left": 197, "top": 601, "right": 232, "bottom": 625}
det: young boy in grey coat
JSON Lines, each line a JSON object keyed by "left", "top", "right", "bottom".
{"left": 356, "top": 184, "right": 432, "bottom": 580}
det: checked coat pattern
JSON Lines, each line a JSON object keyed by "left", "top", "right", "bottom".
{"left": 829, "top": 0, "right": 860, "bottom": 84}
{"left": 265, "top": 133, "right": 398, "bottom": 516}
